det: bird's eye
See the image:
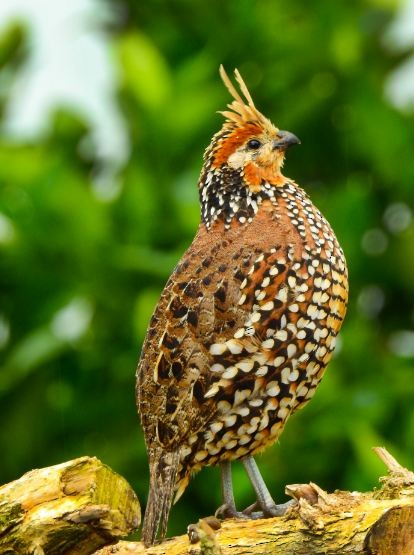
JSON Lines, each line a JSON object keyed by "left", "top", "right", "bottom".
{"left": 247, "top": 139, "right": 261, "bottom": 150}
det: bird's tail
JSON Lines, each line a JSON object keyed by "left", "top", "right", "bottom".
{"left": 142, "top": 449, "right": 180, "bottom": 547}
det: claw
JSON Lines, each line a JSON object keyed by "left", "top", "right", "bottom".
{"left": 242, "top": 501, "right": 260, "bottom": 515}
{"left": 241, "top": 499, "right": 296, "bottom": 519}
{"left": 215, "top": 503, "right": 248, "bottom": 520}
{"left": 259, "top": 499, "right": 297, "bottom": 518}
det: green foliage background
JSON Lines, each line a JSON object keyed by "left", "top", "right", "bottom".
{"left": 1, "top": 0, "right": 414, "bottom": 538}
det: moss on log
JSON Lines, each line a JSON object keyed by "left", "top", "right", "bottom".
{"left": 0, "top": 457, "right": 140, "bottom": 554}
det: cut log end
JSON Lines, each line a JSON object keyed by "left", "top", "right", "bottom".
{"left": 364, "top": 505, "right": 414, "bottom": 555}
{"left": 0, "top": 457, "right": 140, "bottom": 555}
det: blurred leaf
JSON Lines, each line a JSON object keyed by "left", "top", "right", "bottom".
{"left": 133, "top": 287, "right": 162, "bottom": 340}
{"left": 117, "top": 31, "right": 171, "bottom": 110}
{"left": 0, "top": 21, "right": 26, "bottom": 69}
{"left": 331, "top": 24, "right": 362, "bottom": 70}
{"left": 0, "top": 327, "right": 65, "bottom": 393}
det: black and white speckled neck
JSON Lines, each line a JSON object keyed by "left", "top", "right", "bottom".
{"left": 198, "top": 166, "right": 283, "bottom": 229}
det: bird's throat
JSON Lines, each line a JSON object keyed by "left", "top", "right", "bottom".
{"left": 243, "top": 161, "right": 286, "bottom": 192}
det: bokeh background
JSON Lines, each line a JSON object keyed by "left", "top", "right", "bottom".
{"left": 1, "top": 0, "right": 414, "bottom": 539}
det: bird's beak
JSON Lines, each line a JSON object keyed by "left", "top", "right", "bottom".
{"left": 273, "top": 130, "right": 301, "bottom": 150}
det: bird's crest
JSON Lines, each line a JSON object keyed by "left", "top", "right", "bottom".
{"left": 219, "top": 65, "right": 277, "bottom": 134}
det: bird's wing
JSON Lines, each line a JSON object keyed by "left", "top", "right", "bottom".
{"left": 136, "top": 256, "right": 244, "bottom": 451}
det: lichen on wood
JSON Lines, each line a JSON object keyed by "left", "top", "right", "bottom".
{"left": 0, "top": 457, "right": 140, "bottom": 555}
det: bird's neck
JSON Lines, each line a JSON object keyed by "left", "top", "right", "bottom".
{"left": 198, "top": 164, "right": 292, "bottom": 230}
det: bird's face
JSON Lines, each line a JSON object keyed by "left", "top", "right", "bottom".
{"left": 210, "top": 124, "right": 300, "bottom": 191}
{"left": 227, "top": 129, "right": 300, "bottom": 170}
{"left": 200, "top": 66, "right": 301, "bottom": 192}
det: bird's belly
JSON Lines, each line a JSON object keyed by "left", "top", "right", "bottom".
{"left": 189, "top": 338, "right": 332, "bottom": 469}
{"left": 180, "top": 313, "right": 340, "bottom": 472}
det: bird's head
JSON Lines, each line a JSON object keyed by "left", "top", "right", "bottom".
{"left": 203, "top": 66, "right": 300, "bottom": 193}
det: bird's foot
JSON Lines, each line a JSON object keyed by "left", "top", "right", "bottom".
{"left": 242, "top": 499, "right": 296, "bottom": 519}
{"left": 239, "top": 501, "right": 263, "bottom": 519}
{"left": 215, "top": 503, "right": 248, "bottom": 520}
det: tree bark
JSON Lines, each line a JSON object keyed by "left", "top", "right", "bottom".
{"left": 0, "top": 456, "right": 140, "bottom": 555}
{"left": 1, "top": 448, "right": 414, "bottom": 554}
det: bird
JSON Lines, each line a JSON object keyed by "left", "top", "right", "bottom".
{"left": 136, "top": 66, "right": 348, "bottom": 546}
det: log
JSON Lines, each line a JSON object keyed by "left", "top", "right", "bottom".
{"left": 94, "top": 447, "right": 414, "bottom": 555}
{"left": 2, "top": 449, "right": 414, "bottom": 554}
{"left": 0, "top": 456, "right": 140, "bottom": 554}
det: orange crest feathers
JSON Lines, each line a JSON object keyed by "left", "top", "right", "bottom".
{"left": 219, "top": 65, "right": 277, "bottom": 134}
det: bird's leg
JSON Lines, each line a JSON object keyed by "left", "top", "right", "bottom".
{"left": 242, "top": 456, "right": 295, "bottom": 517}
{"left": 215, "top": 461, "right": 247, "bottom": 519}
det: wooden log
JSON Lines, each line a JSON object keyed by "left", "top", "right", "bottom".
{"left": 0, "top": 456, "right": 140, "bottom": 555}
{"left": 2, "top": 449, "right": 414, "bottom": 554}
{"left": 94, "top": 447, "right": 414, "bottom": 555}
